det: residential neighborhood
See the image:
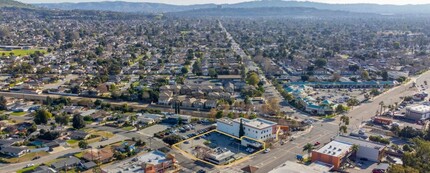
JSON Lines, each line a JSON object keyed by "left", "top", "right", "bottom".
{"left": 0, "top": 0, "right": 430, "bottom": 173}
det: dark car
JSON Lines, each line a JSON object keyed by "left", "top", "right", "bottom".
{"left": 32, "top": 156, "right": 41, "bottom": 160}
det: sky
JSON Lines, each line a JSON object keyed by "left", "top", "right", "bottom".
{"left": 16, "top": 0, "right": 430, "bottom": 5}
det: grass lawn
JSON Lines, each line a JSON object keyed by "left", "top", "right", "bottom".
{"left": 0, "top": 49, "right": 46, "bottom": 57}
{"left": 121, "top": 126, "right": 135, "bottom": 131}
{"left": 2, "top": 151, "right": 48, "bottom": 163}
{"left": 92, "top": 131, "right": 114, "bottom": 138}
{"left": 67, "top": 139, "right": 79, "bottom": 145}
{"left": 45, "top": 158, "right": 65, "bottom": 166}
{"left": 10, "top": 112, "right": 27, "bottom": 116}
{"left": 87, "top": 137, "right": 101, "bottom": 144}
{"left": 16, "top": 164, "right": 39, "bottom": 173}
{"left": 74, "top": 152, "right": 84, "bottom": 158}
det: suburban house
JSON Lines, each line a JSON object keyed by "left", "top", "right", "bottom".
{"left": 69, "top": 131, "right": 90, "bottom": 140}
{"left": 0, "top": 146, "right": 29, "bottom": 157}
{"left": 82, "top": 148, "right": 114, "bottom": 163}
{"left": 51, "top": 156, "right": 81, "bottom": 170}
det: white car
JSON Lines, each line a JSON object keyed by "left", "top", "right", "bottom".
{"left": 264, "top": 149, "right": 271, "bottom": 153}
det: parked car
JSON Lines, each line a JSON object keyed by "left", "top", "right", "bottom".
{"left": 264, "top": 149, "right": 271, "bottom": 153}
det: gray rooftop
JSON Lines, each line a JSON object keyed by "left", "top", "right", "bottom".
{"left": 335, "top": 135, "right": 386, "bottom": 151}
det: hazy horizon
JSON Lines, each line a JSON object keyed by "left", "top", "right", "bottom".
{"left": 16, "top": 0, "right": 430, "bottom": 5}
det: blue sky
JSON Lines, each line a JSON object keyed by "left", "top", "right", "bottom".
{"left": 17, "top": 0, "right": 430, "bottom": 5}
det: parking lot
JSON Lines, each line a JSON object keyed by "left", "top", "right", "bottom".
{"left": 176, "top": 131, "right": 263, "bottom": 165}
{"left": 153, "top": 119, "right": 216, "bottom": 140}
{"left": 310, "top": 88, "right": 367, "bottom": 104}
{"left": 138, "top": 124, "right": 171, "bottom": 136}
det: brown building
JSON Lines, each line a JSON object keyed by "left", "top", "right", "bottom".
{"left": 311, "top": 140, "right": 352, "bottom": 170}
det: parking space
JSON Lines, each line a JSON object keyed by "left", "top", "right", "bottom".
{"left": 311, "top": 88, "right": 366, "bottom": 104}
{"left": 138, "top": 124, "right": 171, "bottom": 136}
{"left": 345, "top": 160, "right": 378, "bottom": 173}
{"left": 154, "top": 121, "right": 216, "bottom": 140}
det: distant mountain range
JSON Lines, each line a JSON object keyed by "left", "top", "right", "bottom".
{"left": 0, "top": 0, "right": 33, "bottom": 8}
{"left": 34, "top": 0, "right": 430, "bottom": 15}
{"left": 169, "top": 7, "right": 375, "bottom": 18}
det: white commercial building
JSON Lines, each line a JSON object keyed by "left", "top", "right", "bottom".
{"left": 335, "top": 135, "right": 386, "bottom": 162}
{"left": 406, "top": 105, "right": 430, "bottom": 121}
{"left": 217, "top": 118, "right": 277, "bottom": 141}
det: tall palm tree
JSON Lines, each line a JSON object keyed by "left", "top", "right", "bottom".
{"left": 347, "top": 144, "right": 360, "bottom": 159}
{"left": 379, "top": 101, "right": 385, "bottom": 116}
{"left": 340, "top": 115, "right": 349, "bottom": 125}
{"left": 129, "top": 115, "right": 137, "bottom": 127}
{"left": 339, "top": 125, "right": 348, "bottom": 134}
{"left": 303, "top": 143, "right": 314, "bottom": 158}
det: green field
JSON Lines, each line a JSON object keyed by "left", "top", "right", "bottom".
{"left": 121, "top": 126, "right": 135, "bottom": 131}
{"left": 66, "top": 139, "right": 79, "bottom": 144}
{"left": 0, "top": 49, "right": 46, "bottom": 57}
{"left": 10, "top": 112, "right": 27, "bottom": 116}
{"left": 16, "top": 164, "right": 39, "bottom": 173}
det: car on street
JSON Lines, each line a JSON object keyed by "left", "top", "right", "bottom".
{"left": 314, "top": 142, "right": 320, "bottom": 146}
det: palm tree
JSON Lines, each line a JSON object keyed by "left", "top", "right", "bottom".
{"left": 303, "top": 143, "right": 314, "bottom": 158}
{"left": 347, "top": 144, "right": 360, "bottom": 159}
{"left": 129, "top": 115, "right": 137, "bottom": 127}
{"left": 339, "top": 125, "right": 348, "bottom": 135}
{"left": 378, "top": 101, "right": 385, "bottom": 116}
{"left": 340, "top": 115, "right": 349, "bottom": 125}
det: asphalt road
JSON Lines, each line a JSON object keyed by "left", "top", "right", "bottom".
{"left": 345, "top": 70, "right": 430, "bottom": 131}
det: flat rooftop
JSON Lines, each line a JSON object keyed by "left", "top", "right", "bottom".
{"left": 137, "top": 150, "right": 167, "bottom": 164}
{"left": 315, "top": 140, "right": 351, "bottom": 157}
{"left": 217, "top": 118, "right": 277, "bottom": 129}
{"left": 234, "top": 118, "right": 277, "bottom": 129}
{"left": 269, "top": 161, "right": 332, "bottom": 173}
{"left": 406, "top": 105, "right": 430, "bottom": 113}
{"left": 335, "top": 136, "right": 386, "bottom": 151}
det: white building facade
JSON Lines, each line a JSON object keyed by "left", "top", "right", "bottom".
{"left": 217, "top": 118, "right": 277, "bottom": 141}
{"left": 406, "top": 105, "right": 430, "bottom": 121}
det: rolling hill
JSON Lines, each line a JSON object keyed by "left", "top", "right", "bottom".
{"left": 34, "top": 0, "right": 430, "bottom": 15}
{"left": 0, "top": 0, "right": 33, "bottom": 8}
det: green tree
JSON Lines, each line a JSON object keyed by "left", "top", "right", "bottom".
{"left": 246, "top": 72, "right": 260, "bottom": 86}
{"left": 215, "top": 111, "right": 224, "bottom": 119}
{"left": 361, "top": 70, "right": 370, "bottom": 80}
{"left": 388, "top": 164, "right": 419, "bottom": 173}
{"left": 78, "top": 140, "right": 88, "bottom": 149}
{"left": 339, "top": 125, "right": 348, "bottom": 134}
{"left": 340, "top": 115, "right": 350, "bottom": 125}
{"left": 0, "top": 96, "right": 7, "bottom": 110}
{"left": 399, "top": 139, "right": 430, "bottom": 172}
{"left": 34, "top": 109, "right": 52, "bottom": 125}
{"left": 208, "top": 68, "right": 217, "bottom": 78}
{"left": 181, "top": 67, "right": 189, "bottom": 74}
{"left": 314, "top": 58, "right": 327, "bottom": 68}
{"left": 72, "top": 114, "right": 86, "bottom": 129}
{"left": 346, "top": 97, "right": 359, "bottom": 108}
{"left": 239, "top": 118, "right": 245, "bottom": 138}
{"left": 335, "top": 105, "right": 349, "bottom": 114}
{"left": 382, "top": 71, "right": 389, "bottom": 81}
{"left": 303, "top": 143, "right": 314, "bottom": 158}
{"left": 55, "top": 114, "right": 69, "bottom": 126}
{"left": 162, "top": 135, "right": 182, "bottom": 145}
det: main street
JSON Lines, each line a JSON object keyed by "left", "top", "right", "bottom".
{"left": 345, "top": 70, "right": 430, "bottom": 131}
